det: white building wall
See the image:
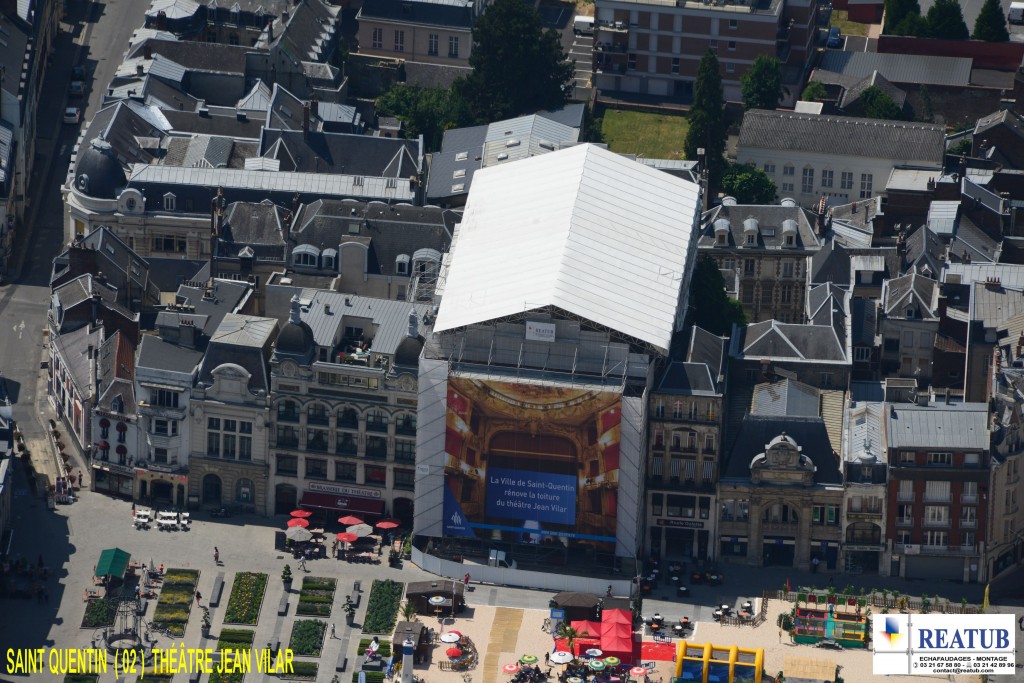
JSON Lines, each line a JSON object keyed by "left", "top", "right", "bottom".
{"left": 413, "top": 356, "right": 449, "bottom": 539}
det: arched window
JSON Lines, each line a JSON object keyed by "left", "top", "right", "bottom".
{"left": 236, "top": 477, "right": 254, "bottom": 504}
{"left": 338, "top": 407, "right": 358, "bottom": 429}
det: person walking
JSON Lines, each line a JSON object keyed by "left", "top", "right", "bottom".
{"left": 331, "top": 624, "right": 336, "bottom": 639}
{"left": 298, "top": 556, "right": 307, "bottom": 572}
{"left": 195, "top": 591, "right": 203, "bottom": 605}
{"left": 214, "top": 547, "right": 220, "bottom": 564}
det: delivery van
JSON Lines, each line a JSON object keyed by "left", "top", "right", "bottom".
{"left": 573, "top": 15, "right": 595, "bottom": 35}
{"left": 1010, "top": 2, "right": 1024, "bottom": 24}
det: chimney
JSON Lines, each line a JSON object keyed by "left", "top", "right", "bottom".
{"left": 408, "top": 309, "right": 419, "bottom": 338}
{"left": 157, "top": 9, "right": 167, "bottom": 29}
{"left": 324, "top": 304, "right": 331, "bottom": 315}
{"left": 310, "top": 95, "right": 318, "bottom": 118}
{"left": 144, "top": 43, "right": 152, "bottom": 60}
{"left": 937, "top": 295, "right": 947, "bottom": 319}
{"left": 303, "top": 103, "right": 310, "bottom": 138}
{"left": 266, "top": 18, "right": 274, "bottom": 42}
{"left": 289, "top": 294, "right": 302, "bottom": 324}
{"left": 136, "top": 63, "right": 145, "bottom": 76}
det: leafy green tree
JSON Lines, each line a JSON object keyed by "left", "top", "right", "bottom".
{"left": 926, "top": 0, "right": 969, "bottom": 39}
{"left": 973, "top": 0, "right": 1010, "bottom": 41}
{"left": 721, "top": 163, "right": 777, "bottom": 204}
{"left": 740, "top": 55, "right": 783, "bottom": 111}
{"left": 892, "top": 11, "right": 930, "bottom": 35}
{"left": 375, "top": 85, "right": 462, "bottom": 151}
{"left": 684, "top": 50, "right": 727, "bottom": 181}
{"left": 884, "top": 0, "right": 923, "bottom": 32}
{"left": 860, "top": 86, "right": 905, "bottom": 120}
{"left": 688, "top": 254, "right": 747, "bottom": 336}
{"left": 801, "top": 81, "right": 829, "bottom": 102}
{"left": 454, "top": 0, "right": 573, "bottom": 123}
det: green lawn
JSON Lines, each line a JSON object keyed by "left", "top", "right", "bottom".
{"left": 598, "top": 108, "right": 688, "bottom": 160}
{"left": 830, "top": 9, "right": 870, "bottom": 36}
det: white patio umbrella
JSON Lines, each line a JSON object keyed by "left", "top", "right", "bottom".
{"left": 550, "top": 651, "right": 574, "bottom": 665}
{"left": 347, "top": 523, "right": 374, "bottom": 537}
{"left": 286, "top": 526, "right": 313, "bottom": 542}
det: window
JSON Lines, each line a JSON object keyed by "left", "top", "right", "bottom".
{"left": 222, "top": 433, "right": 236, "bottom": 459}
{"left": 154, "top": 389, "right": 179, "bottom": 408}
{"left": 366, "top": 435, "right": 388, "bottom": 459}
{"left": 745, "top": 233, "right": 755, "bottom": 245}
{"left": 780, "top": 284, "right": 792, "bottom": 304}
{"left": 671, "top": 57, "right": 680, "bottom": 75}
{"left": 812, "top": 505, "right": 824, "bottom": 523}
{"left": 820, "top": 372, "right": 833, "bottom": 387}
{"left": 763, "top": 162, "right": 775, "bottom": 175}
{"left": 153, "top": 448, "right": 168, "bottom": 463}
{"left": 627, "top": 54, "right": 637, "bottom": 70}
{"left": 927, "top": 452, "right": 952, "bottom": 466}
{"left": 961, "top": 531, "right": 975, "bottom": 547}
{"left": 652, "top": 493, "right": 664, "bottom": 516}
{"left": 151, "top": 235, "right": 186, "bottom": 253}
{"left": 709, "top": 39, "right": 718, "bottom": 50}
{"left": 308, "top": 403, "right": 328, "bottom": 425}
{"left": 394, "top": 30, "right": 404, "bottom": 52}
{"left": 235, "top": 477, "right": 253, "bottom": 504}
{"left": 963, "top": 481, "right": 978, "bottom": 501}
{"left": 924, "top": 530, "right": 948, "bottom": 546}
{"left": 365, "top": 465, "right": 387, "bottom": 485}
{"left": 783, "top": 165, "right": 795, "bottom": 176}
{"left": 306, "top": 458, "right": 328, "bottom": 479}
{"left": 925, "top": 505, "right": 949, "bottom": 524}
{"left": 729, "top": 18, "right": 738, "bottom": 28}
{"left": 859, "top": 173, "right": 873, "bottom": 198}
{"left": 395, "top": 468, "right": 415, "bottom": 490}
{"left": 306, "top": 428, "right": 328, "bottom": 452}
{"left": 277, "top": 454, "right": 298, "bottom": 476}
{"left": 207, "top": 431, "right": 220, "bottom": 457}
{"left": 276, "top": 425, "right": 298, "bottom": 448}
{"left": 372, "top": 27, "right": 383, "bottom": 49}
{"left": 827, "top": 505, "right": 838, "bottom": 524}
{"left": 277, "top": 401, "right": 299, "bottom": 422}
{"left": 428, "top": 33, "right": 438, "bottom": 55}
{"left": 741, "top": 283, "right": 754, "bottom": 304}
{"left": 366, "top": 409, "right": 388, "bottom": 432}
{"left": 925, "top": 480, "right": 951, "bottom": 501}
{"left": 744, "top": 259, "right": 755, "bottom": 274}
{"left": 782, "top": 182, "right": 794, "bottom": 193}
{"left": 899, "top": 452, "right": 915, "bottom": 465}
{"left": 163, "top": 193, "right": 176, "bottom": 211}
{"left": 448, "top": 36, "right": 459, "bottom": 58}
{"left": 672, "top": 401, "right": 684, "bottom": 419}
{"left": 801, "top": 167, "right": 814, "bottom": 194}
{"left": 126, "top": 198, "right": 137, "bottom": 211}
{"left": 395, "top": 440, "right": 415, "bottom": 462}
{"left": 238, "top": 432, "right": 252, "bottom": 461}
{"left": 704, "top": 434, "right": 715, "bottom": 453}
{"left": 335, "top": 462, "right": 357, "bottom": 482}
{"left": 654, "top": 400, "right": 664, "bottom": 418}
{"left": 782, "top": 261, "right": 794, "bottom": 278}
{"left": 208, "top": 417, "right": 220, "bottom": 430}
{"left": 727, "top": 40, "right": 736, "bottom": 50}
{"left": 821, "top": 170, "right": 833, "bottom": 188}
{"left": 152, "top": 419, "right": 178, "bottom": 436}
{"left": 840, "top": 171, "right": 853, "bottom": 190}
{"left": 725, "top": 63, "right": 735, "bottom": 73}
{"left": 965, "top": 452, "right": 980, "bottom": 465}
{"left": 961, "top": 506, "right": 977, "bottom": 523}
{"left": 854, "top": 347, "right": 872, "bottom": 362}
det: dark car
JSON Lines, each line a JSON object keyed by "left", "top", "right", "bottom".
{"left": 68, "top": 81, "right": 85, "bottom": 97}
{"left": 827, "top": 27, "right": 843, "bottom": 48}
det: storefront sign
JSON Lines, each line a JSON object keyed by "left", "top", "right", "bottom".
{"left": 525, "top": 321, "right": 556, "bottom": 343}
{"left": 307, "top": 481, "right": 382, "bottom": 499}
{"left": 655, "top": 518, "right": 705, "bottom": 529}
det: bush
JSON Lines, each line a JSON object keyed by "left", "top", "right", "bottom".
{"left": 282, "top": 661, "right": 319, "bottom": 679}
{"left": 296, "top": 576, "right": 337, "bottom": 617}
{"left": 353, "top": 672, "right": 386, "bottom": 683}
{"left": 362, "top": 579, "right": 404, "bottom": 634}
{"left": 81, "top": 598, "right": 118, "bottom": 627}
{"left": 224, "top": 572, "right": 268, "bottom": 625}
{"left": 218, "top": 629, "right": 256, "bottom": 647}
{"left": 289, "top": 619, "right": 327, "bottom": 656}
{"left": 209, "top": 671, "right": 244, "bottom": 683}
{"left": 357, "top": 639, "right": 393, "bottom": 657}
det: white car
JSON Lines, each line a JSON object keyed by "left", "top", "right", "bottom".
{"left": 63, "top": 107, "right": 81, "bottom": 125}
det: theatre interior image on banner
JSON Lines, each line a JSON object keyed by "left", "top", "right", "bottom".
{"left": 442, "top": 378, "right": 621, "bottom": 550}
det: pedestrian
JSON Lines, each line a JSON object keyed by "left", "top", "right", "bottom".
{"left": 544, "top": 652, "right": 549, "bottom": 665}
{"left": 214, "top": 547, "right": 220, "bottom": 564}
{"left": 463, "top": 573, "right": 470, "bottom": 586}
{"left": 298, "top": 557, "right": 307, "bottom": 571}
{"left": 196, "top": 591, "right": 202, "bottom": 605}
{"left": 131, "top": 503, "right": 136, "bottom": 517}
{"left": 78, "top": 472, "right": 83, "bottom": 488}
{"left": 331, "top": 623, "right": 336, "bottom": 639}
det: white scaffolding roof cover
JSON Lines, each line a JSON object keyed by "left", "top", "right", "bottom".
{"left": 434, "top": 143, "right": 700, "bottom": 354}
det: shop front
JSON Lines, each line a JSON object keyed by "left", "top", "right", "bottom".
{"left": 651, "top": 518, "right": 711, "bottom": 560}
{"left": 762, "top": 536, "right": 796, "bottom": 566}
{"left": 299, "top": 481, "right": 386, "bottom": 524}
{"left": 135, "top": 469, "right": 188, "bottom": 507}
{"left": 91, "top": 461, "right": 135, "bottom": 499}
{"left": 810, "top": 540, "right": 839, "bottom": 570}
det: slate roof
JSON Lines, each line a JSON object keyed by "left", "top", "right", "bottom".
{"left": 137, "top": 333, "right": 204, "bottom": 374}
{"left": 52, "top": 325, "right": 104, "bottom": 398}
{"left": 817, "top": 50, "right": 973, "bottom": 88}
{"left": 95, "top": 332, "right": 138, "bottom": 415}
{"left": 972, "top": 280, "right": 1024, "bottom": 330}
{"left": 809, "top": 239, "right": 851, "bottom": 287}
{"left": 267, "top": 83, "right": 323, "bottom": 132}
{"left": 51, "top": 226, "right": 158, "bottom": 306}
{"left": 723, "top": 414, "right": 842, "bottom": 485}
{"left": 175, "top": 279, "right": 251, "bottom": 335}
{"left": 838, "top": 70, "right": 907, "bottom": 111}
{"left": 268, "top": 0, "right": 339, "bottom": 62}
{"left": 735, "top": 290, "right": 850, "bottom": 365}
{"left": 886, "top": 402, "right": 989, "bottom": 450}
{"left": 851, "top": 297, "right": 878, "bottom": 347}
{"left": 738, "top": 110, "right": 945, "bottom": 163}
{"left": 161, "top": 109, "right": 264, "bottom": 138}
{"left": 0, "top": 12, "right": 29, "bottom": 103}
{"left": 905, "top": 225, "right": 944, "bottom": 276}
{"left": 198, "top": 314, "right": 277, "bottom": 392}
{"left": 752, "top": 378, "right": 820, "bottom": 417}
{"left": 129, "top": 38, "right": 251, "bottom": 74}
{"left": 258, "top": 128, "right": 422, "bottom": 176}
{"left": 217, "top": 199, "right": 288, "bottom": 260}
{"left": 688, "top": 326, "right": 726, "bottom": 380}
{"left": 237, "top": 79, "right": 273, "bottom": 112}
{"left": 699, "top": 203, "right": 820, "bottom": 250}
{"left": 656, "top": 361, "right": 718, "bottom": 395}
{"left": 882, "top": 272, "right": 937, "bottom": 317}
{"left": 357, "top": 0, "right": 474, "bottom": 29}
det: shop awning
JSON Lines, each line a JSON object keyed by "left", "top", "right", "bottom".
{"left": 300, "top": 492, "right": 385, "bottom": 515}
{"left": 95, "top": 548, "right": 131, "bottom": 577}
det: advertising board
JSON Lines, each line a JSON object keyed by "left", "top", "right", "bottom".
{"left": 873, "top": 613, "right": 1016, "bottom": 676}
{"left": 442, "top": 378, "right": 621, "bottom": 550}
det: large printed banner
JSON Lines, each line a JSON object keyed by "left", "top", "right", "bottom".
{"left": 442, "top": 378, "right": 621, "bottom": 549}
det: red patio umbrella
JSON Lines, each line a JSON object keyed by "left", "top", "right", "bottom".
{"left": 338, "top": 515, "right": 364, "bottom": 526}
{"left": 376, "top": 518, "right": 401, "bottom": 529}
{"left": 287, "top": 518, "right": 310, "bottom": 528}
{"left": 290, "top": 509, "right": 313, "bottom": 518}
{"left": 336, "top": 532, "right": 359, "bottom": 543}
{"left": 446, "top": 648, "right": 463, "bottom": 658}
{"left": 502, "top": 664, "right": 520, "bottom": 675}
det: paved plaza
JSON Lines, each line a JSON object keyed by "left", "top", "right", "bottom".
{"left": 2, "top": 456, "right": 1023, "bottom": 683}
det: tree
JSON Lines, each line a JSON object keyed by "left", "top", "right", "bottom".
{"left": 375, "top": 85, "right": 463, "bottom": 151}
{"left": 555, "top": 623, "right": 587, "bottom": 654}
{"left": 801, "top": 81, "right": 828, "bottom": 102}
{"left": 860, "top": 86, "right": 904, "bottom": 120}
{"left": 926, "top": 0, "right": 969, "bottom": 39}
{"left": 455, "top": 0, "right": 573, "bottom": 123}
{"left": 973, "top": 0, "right": 1010, "bottom": 41}
{"left": 892, "top": 11, "right": 930, "bottom": 35}
{"left": 741, "top": 55, "right": 783, "bottom": 111}
{"left": 884, "top": 0, "right": 922, "bottom": 32}
{"left": 721, "top": 163, "right": 777, "bottom": 204}
{"left": 684, "top": 51, "right": 727, "bottom": 181}
{"left": 688, "top": 254, "right": 747, "bottom": 336}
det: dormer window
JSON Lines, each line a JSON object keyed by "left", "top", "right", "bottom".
{"left": 906, "top": 307, "right": 915, "bottom": 318}
{"left": 785, "top": 235, "right": 794, "bottom": 246}
{"left": 163, "top": 193, "right": 176, "bottom": 211}
{"left": 717, "top": 233, "right": 726, "bottom": 245}
{"left": 746, "top": 234, "right": 755, "bottom": 244}
{"left": 396, "top": 254, "right": 410, "bottom": 275}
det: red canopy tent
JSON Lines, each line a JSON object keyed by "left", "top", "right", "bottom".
{"left": 571, "top": 620, "right": 602, "bottom": 638}
{"left": 599, "top": 609, "right": 635, "bottom": 665}
{"left": 553, "top": 620, "right": 602, "bottom": 656}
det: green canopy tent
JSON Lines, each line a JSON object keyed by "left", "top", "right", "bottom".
{"left": 95, "top": 548, "right": 131, "bottom": 578}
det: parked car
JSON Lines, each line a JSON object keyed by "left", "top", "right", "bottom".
{"left": 63, "top": 107, "right": 80, "bottom": 124}
{"left": 827, "top": 26, "right": 843, "bottom": 48}
{"left": 68, "top": 81, "right": 85, "bottom": 97}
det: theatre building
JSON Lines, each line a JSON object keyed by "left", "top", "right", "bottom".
{"left": 412, "top": 144, "right": 702, "bottom": 591}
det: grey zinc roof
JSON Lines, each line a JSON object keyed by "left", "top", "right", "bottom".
{"left": 723, "top": 414, "right": 842, "bottom": 485}
{"left": 137, "top": 333, "right": 203, "bottom": 374}
{"left": 817, "top": 51, "right": 973, "bottom": 88}
{"left": 845, "top": 400, "right": 886, "bottom": 463}
{"left": 357, "top": 0, "right": 474, "bottom": 29}
{"left": 851, "top": 297, "right": 878, "bottom": 347}
{"left": 971, "top": 280, "right": 1024, "bottom": 330}
{"left": 927, "top": 200, "right": 960, "bottom": 235}
{"left": 257, "top": 128, "right": 422, "bottom": 177}
{"left": 886, "top": 402, "right": 989, "bottom": 450}
{"left": 656, "top": 361, "right": 716, "bottom": 395}
{"left": 481, "top": 115, "right": 579, "bottom": 167}
{"left": 210, "top": 313, "right": 277, "bottom": 347}
{"left": 175, "top": 279, "right": 250, "bottom": 335}
{"left": 942, "top": 263, "right": 1024, "bottom": 290}
{"left": 52, "top": 325, "right": 104, "bottom": 397}
{"left": 738, "top": 110, "right": 945, "bottom": 163}
{"left": 882, "top": 272, "right": 937, "bottom": 317}
{"left": 688, "top": 326, "right": 726, "bottom": 380}
{"left": 264, "top": 287, "right": 432, "bottom": 356}
{"left": 810, "top": 239, "right": 852, "bottom": 287}
{"left": 698, "top": 203, "right": 819, "bottom": 250}
{"left": 739, "top": 319, "right": 847, "bottom": 363}
{"left": 752, "top": 379, "right": 820, "bottom": 417}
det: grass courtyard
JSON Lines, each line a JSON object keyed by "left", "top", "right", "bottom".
{"left": 830, "top": 9, "right": 870, "bottom": 36}
{"left": 597, "top": 108, "right": 689, "bottom": 160}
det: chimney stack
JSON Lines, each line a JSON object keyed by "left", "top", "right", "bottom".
{"left": 144, "top": 43, "right": 152, "bottom": 60}
{"left": 303, "top": 103, "right": 310, "bottom": 138}
{"left": 310, "top": 95, "right": 318, "bottom": 118}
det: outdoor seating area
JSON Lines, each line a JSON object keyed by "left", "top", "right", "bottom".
{"left": 132, "top": 508, "right": 189, "bottom": 531}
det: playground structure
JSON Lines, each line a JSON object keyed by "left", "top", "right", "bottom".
{"left": 675, "top": 641, "right": 763, "bottom": 683}
{"left": 790, "top": 593, "right": 868, "bottom": 649}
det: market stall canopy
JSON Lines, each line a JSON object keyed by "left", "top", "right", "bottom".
{"left": 552, "top": 592, "right": 600, "bottom": 608}
{"left": 95, "top": 548, "right": 131, "bottom": 577}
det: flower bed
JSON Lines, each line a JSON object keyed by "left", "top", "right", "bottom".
{"left": 297, "top": 576, "right": 337, "bottom": 617}
{"left": 361, "top": 579, "right": 404, "bottom": 634}
{"left": 288, "top": 619, "right": 327, "bottom": 657}
{"left": 224, "top": 572, "right": 268, "bottom": 625}
{"left": 153, "top": 568, "right": 199, "bottom": 637}
{"left": 352, "top": 672, "right": 385, "bottom": 683}
{"left": 276, "top": 661, "right": 318, "bottom": 680}
{"left": 81, "top": 598, "right": 117, "bottom": 628}
{"left": 208, "top": 630, "right": 255, "bottom": 683}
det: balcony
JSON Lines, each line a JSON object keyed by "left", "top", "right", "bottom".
{"left": 896, "top": 517, "right": 914, "bottom": 527}
{"left": 922, "top": 518, "right": 951, "bottom": 528}
{"left": 960, "top": 519, "right": 977, "bottom": 529}
{"left": 897, "top": 492, "right": 915, "bottom": 502}
{"left": 652, "top": 442, "right": 665, "bottom": 452}
{"left": 922, "top": 493, "right": 952, "bottom": 503}
{"left": 895, "top": 543, "right": 977, "bottom": 556}
{"left": 138, "top": 402, "right": 186, "bottom": 419}
{"left": 961, "top": 493, "right": 978, "bottom": 504}
{"left": 846, "top": 507, "right": 883, "bottom": 519}
{"left": 366, "top": 420, "right": 388, "bottom": 434}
